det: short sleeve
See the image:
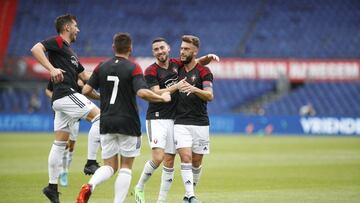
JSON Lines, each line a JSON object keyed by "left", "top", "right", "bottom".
{"left": 77, "top": 62, "right": 85, "bottom": 74}
{"left": 200, "top": 66, "right": 213, "bottom": 82}
{"left": 41, "top": 36, "right": 63, "bottom": 52}
{"left": 132, "top": 75, "right": 148, "bottom": 93}
{"left": 144, "top": 65, "right": 159, "bottom": 88}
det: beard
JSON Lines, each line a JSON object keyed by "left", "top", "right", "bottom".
{"left": 181, "top": 55, "right": 193, "bottom": 65}
{"left": 157, "top": 54, "right": 168, "bottom": 63}
{"left": 70, "top": 33, "right": 77, "bottom": 43}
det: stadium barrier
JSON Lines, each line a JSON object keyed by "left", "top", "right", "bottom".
{"left": 22, "top": 57, "right": 360, "bottom": 82}
{"left": 1, "top": 113, "right": 359, "bottom": 136}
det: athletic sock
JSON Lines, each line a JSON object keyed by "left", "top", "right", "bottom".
{"left": 61, "top": 149, "right": 69, "bottom": 172}
{"left": 48, "top": 140, "right": 67, "bottom": 184}
{"left": 158, "top": 166, "right": 174, "bottom": 201}
{"left": 67, "top": 151, "right": 73, "bottom": 170}
{"left": 114, "top": 168, "right": 132, "bottom": 203}
{"left": 180, "top": 163, "right": 194, "bottom": 198}
{"left": 88, "top": 118, "right": 100, "bottom": 160}
{"left": 136, "top": 160, "right": 158, "bottom": 190}
{"left": 192, "top": 165, "right": 202, "bottom": 189}
{"left": 88, "top": 165, "right": 114, "bottom": 191}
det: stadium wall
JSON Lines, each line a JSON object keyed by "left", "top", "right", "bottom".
{"left": 1, "top": 113, "right": 359, "bottom": 136}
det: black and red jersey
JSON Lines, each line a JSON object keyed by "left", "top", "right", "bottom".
{"left": 175, "top": 63, "right": 214, "bottom": 126}
{"left": 87, "top": 56, "right": 148, "bottom": 136}
{"left": 41, "top": 36, "right": 85, "bottom": 102}
{"left": 144, "top": 58, "right": 183, "bottom": 120}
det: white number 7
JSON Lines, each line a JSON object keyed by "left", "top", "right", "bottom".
{"left": 107, "top": 76, "right": 119, "bottom": 104}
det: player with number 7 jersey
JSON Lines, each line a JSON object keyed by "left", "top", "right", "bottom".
{"left": 77, "top": 33, "right": 171, "bottom": 203}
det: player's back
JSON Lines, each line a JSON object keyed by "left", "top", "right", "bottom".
{"left": 96, "top": 56, "right": 143, "bottom": 136}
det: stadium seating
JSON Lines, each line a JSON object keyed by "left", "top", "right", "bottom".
{"left": 3, "top": 0, "right": 360, "bottom": 117}
{"left": 264, "top": 82, "right": 360, "bottom": 116}
{"left": 7, "top": 0, "right": 360, "bottom": 58}
{"left": 208, "top": 79, "right": 276, "bottom": 113}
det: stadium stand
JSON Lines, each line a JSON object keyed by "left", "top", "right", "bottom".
{"left": 7, "top": 0, "right": 360, "bottom": 58}
{"left": 2, "top": 0, "right": 360, "bottom": 117}
{"left": 264, "top": 82, "right": 360, "bottom": 116}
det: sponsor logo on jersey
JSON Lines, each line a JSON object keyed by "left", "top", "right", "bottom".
{"left": 70, "top": 56, "right": 79, "bottom": 67}
{"left": 165, "top": 77, "right": 178, "bottom": 88}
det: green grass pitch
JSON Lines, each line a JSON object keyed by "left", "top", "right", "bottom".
{"left": 0, "top": 133, "right": 360, "bottom": 203}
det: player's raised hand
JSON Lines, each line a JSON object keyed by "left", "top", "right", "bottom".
{"left": 207, "top": 54, "right": 220, "bottom": 62}
{"left": 161, "top": 91, "right": 171, "bottom": 102}
{"left": 50, "top": 68, "right": 66, "bottom": 83}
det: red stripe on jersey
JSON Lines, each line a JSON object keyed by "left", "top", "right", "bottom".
{"left": 132, "top": 63, "right": 143, "bottom": 76}
{"left": 144, "top": 64, "right": 158, "bottom": 77}
{"left": 55, "top": 36, "right": 63, "bottom": 49}
{"left": 198, "top": 65, "right": 211, "bottom": 79}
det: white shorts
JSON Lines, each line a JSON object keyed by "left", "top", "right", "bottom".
{"left": 146, "top": 119, "right": 176, "bottom": 154}
{"left": 52, "top": 93, "right": 96, "bottom": 132}
{"left": 174, "top": 125, "right": 210, "bottom": 154}
{"left": 101, "top": 133, "right": 141, "bottom": 159}
{"left": 69, "top": 120, "right": 80, "bottom": 141}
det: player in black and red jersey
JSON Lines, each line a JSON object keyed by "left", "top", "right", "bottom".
{"left": 31, "top": 14, "right": 101, "bottom": 203}
{"left": 175, "top": 35, "right": 215, "bottom": 203}
{"left": 45, "top": 79, "right": 100, "bottom": 188}
{"left": 76, "top": 33, "right": 171, "bottom": 203}
{"left": 134, "top": 37, "right": 219, "bottom": 203}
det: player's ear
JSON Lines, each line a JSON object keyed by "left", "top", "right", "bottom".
{"left": 65, "top": 24, "right": 70, "bottom": 32}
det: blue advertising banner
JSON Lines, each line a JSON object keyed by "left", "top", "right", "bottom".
{"left": 0, "top": 113, "right": 359, "bottom": 136}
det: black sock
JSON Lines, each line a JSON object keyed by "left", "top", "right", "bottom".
{"left": 48, "top": 183, "right": 58, "bottom": 191}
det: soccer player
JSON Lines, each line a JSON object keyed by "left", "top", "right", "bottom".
{"left": 45, "top": 79, "right": 100, "bottom": 187}
{"left": 134, "top": 38, "right": 219, "bottom": 203}
{"left": 30, "top": 14, "right": 101, "bottom": 203}
{"left": 76, "top": 33, "right": 171, "bottom": 203}
{"left": 175, "top": 35, "right": 214, "bottom": 203}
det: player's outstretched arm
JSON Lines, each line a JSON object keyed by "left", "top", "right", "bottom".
{"left": 30, "top": 42, "right": 65, "bottom": 83}
{"left": 196, "top": 54, "right": 220, "bottom": 66}
{"left": 82, "top": 84, "right": 94, "bottom": 97}
{"left": 150, "top": 78, "right": 187, "bottom": 95}
{"left": 137, "top": 89, "right": 171, "bottom": 103}
{"left": 78, "top": 71, "right": 92, "bottom": 82}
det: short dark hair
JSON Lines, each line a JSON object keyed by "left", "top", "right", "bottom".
{"left": 182, "top": 35, "right": 200, "bottom": 48}
{"left": 113, "top": 32, "right": 132, "bottom": 54}
{"left": 55, "top": 14, "right": 77, "bottom": 34}
{"left": 152, "top": 37, "right": 168, "bottom": 44}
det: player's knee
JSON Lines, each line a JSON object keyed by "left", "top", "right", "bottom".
{"left": 179, "top": 153, "right": 192, "bottom": 163}
{"left": 163, "top": 158, "right": 175, "bottom": 168}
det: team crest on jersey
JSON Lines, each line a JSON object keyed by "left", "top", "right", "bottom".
{"left": 191, "top": 75, "right": 196, "bottom": 82}
{"left": 70, "top": 56, "right": 79, "bottom": 67}
{"left": 172, "top": 67, "right": 178, "bottom": 74}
